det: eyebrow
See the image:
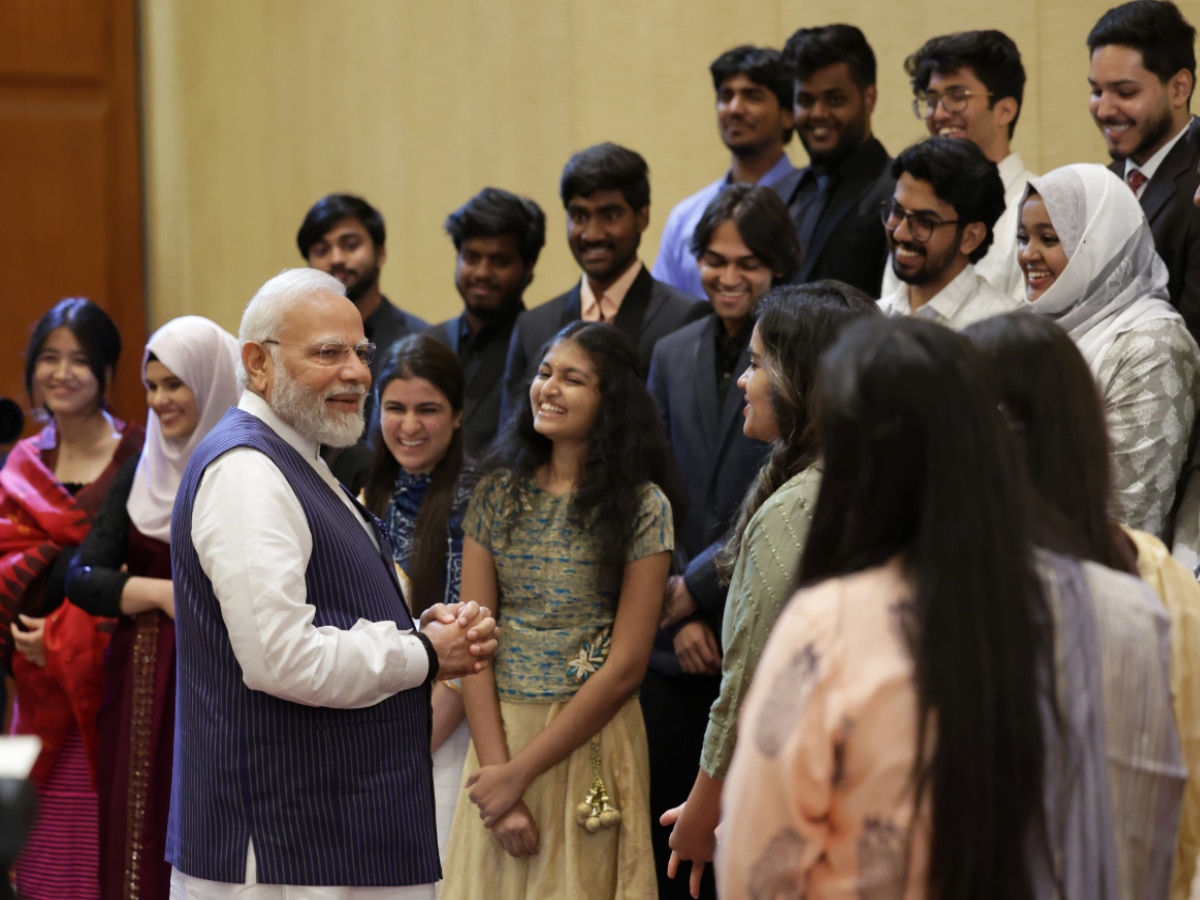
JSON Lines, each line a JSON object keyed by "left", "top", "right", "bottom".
{"left": 1088, "top": 77, "right": 1141, "bottom": 88}
{"left": 541, "top": 363, "right": 593, "bottom": 379}
{"left": 893, "top": 200, "right": 943, "bottom": 218}
{"left": 704, "top": 249, "right": 760, "bottom": 263}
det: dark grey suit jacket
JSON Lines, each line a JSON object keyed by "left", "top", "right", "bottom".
{"left": 647, "top": 314, "right": 769, "bottom": 629}
{"left": 500, "top": 265, "right": 706, "bottom": 421}
{"left": 1112, "top": 121, "right": 1200, "bottom": 341}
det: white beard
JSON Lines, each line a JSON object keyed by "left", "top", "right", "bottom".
{"left": 270, "top": 365, "right": 365, "bottom": 448}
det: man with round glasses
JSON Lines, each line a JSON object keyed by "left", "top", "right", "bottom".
{"left": 877, "top": 138, "right": 1023, "bottom": 329}
{"left": 880, "top": 30, "right": 1034, "bottom": 302}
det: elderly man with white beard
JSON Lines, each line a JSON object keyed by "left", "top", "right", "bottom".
{"left": 166, "top": 268, "right": 498, "bottom": 899}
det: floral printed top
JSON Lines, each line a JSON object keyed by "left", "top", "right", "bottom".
{"left": 463, "top": 469, "right": 673, "bottom": 703}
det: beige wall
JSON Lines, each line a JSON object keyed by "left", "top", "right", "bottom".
{"left": 141, "top": 0, "right": 1200, "bottom": 332}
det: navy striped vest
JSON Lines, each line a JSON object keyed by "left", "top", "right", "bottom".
{"left": 166, "top": 408, "right": 440, "bottom": 886}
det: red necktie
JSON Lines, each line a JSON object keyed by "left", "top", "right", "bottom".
{"left": 1128, "top": 168, "right": 1148, "bottom": 195}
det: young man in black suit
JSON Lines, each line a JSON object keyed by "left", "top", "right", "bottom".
{"left": 1088, "top": 0, "right": 1200, "bottom": 339}
{"left": 429, "top": 188, "right": 545, "bottom": 457}
{"left": 641, "top": 184, "right": 795, "bottom": 900}
{"left": 500, "top": 143, "right": 705, "bottom": 419}
{"left": 781, "top": 24, "right": 896, "bottom": 296}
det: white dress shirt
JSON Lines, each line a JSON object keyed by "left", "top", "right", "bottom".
{"left": 882, "top": 151, "right": 1035, "bottom": 302}
{"left": 878, "top": 262, "right": 1026, "bottom": 331}
{"left": 979, "top": 152, "right": 1037, "bottom": 300}
{"left": 170, "top": 390, "right": 436, "bottom": 900}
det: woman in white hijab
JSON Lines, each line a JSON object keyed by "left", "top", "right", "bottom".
{"left": 1018, "top": 163, "right": 1200, "bottom": 539}
{"left": 66, "top": 315, "right": 239, "bottom": 900}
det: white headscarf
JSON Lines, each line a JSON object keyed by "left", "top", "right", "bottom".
{"left": 127, "top": 316, "right": 240, "bottom": 543}
{"left": 1026, "top": 163, "right": 1181, "bottom": 371}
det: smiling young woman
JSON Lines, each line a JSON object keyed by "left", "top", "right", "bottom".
{"left": 1020, "top": 163, "right": 1200, "bottom": 540}
{"left": 65, "top": 315, "right": 240, "bottom": 900}
{"left": 440, "top": 321, "right": 681, "bottom": 899}
{"left": 0, "top": 298, "right": 144, "bottom": 900}
{"left": 660, "top": 282, "right": 878, "bottom": 897}
{"left": 360, "top": 333, "right": 476, "bottom": 858}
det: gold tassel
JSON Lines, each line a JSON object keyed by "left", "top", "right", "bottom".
{"left": 575, "top": 736, "right": 621, "bottom": 833}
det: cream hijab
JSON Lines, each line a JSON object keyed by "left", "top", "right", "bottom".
{"left": 127, "top": 316, "right": 240, "bottom": 543}
{"left": 1025, "top": 163, "right": 1181, "bottom": 371}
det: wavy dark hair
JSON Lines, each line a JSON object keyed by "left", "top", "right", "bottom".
{"left": 484, "top": 321, "right": 682, "bottom": 594}
{"left": 799, "top": 316, "right": 1051, "bottom": 900}
{"left": 25, "top": 298, "right": 122, "bottom": 415}
{"left": 717, "top": 281, "right": 879, "bottom": 581}
{"left": 965, "top": 312, "right": 1135, "bottom": 573}
{"left": 444, "top": 187, "right": 547, "bottom": 268}
{"left": 363, "top": 334, "right": 468, "bottom": 617}
{"left": 1088, "top": 0, "right": 1196, "bottom": 102}
{"left": 905, "top": 30, "right": 1026, "bottom": 137}
{"left": 296, "top": 193, "right": 385, "bottom": 258}
{"left": 690, "top": 184, "right": 801, "bottom": 285}
{"left": 784, "top": 23, "right": 877, "bottom": 88}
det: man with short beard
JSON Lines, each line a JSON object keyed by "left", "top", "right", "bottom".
{"left": 429, "top": 188, "right": 545, "bottom": 455}
{"left": 878, "top": 138, "right": 1023, "bottom": 329}
{"left": 884, "top": 30, "right": 1034, "bottom": 302}
{"left": 297, "top": 194, "right": 428, "bottom": 384}
{"left": 651, "top": 46, "right": 797, "bottom": 301}
{"left": 167, "top": 268, "right": 497, "bottom": 900}
{"left": 781, "top": 24, "right": 895, "bottom": 296}
{"left": 501, "top": 143, "right": 705, "bottom": 419}
{"left": 1088, "top": 0, "right": 1200, "bottom": 340}
{"left": 297, "top": 195, "right": 428, "bottom": 486}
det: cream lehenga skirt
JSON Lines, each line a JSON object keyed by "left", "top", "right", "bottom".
{"left": 439, "top": 696, "right": 657, "bottom": 900}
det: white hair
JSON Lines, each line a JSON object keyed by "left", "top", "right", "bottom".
{"left": 236, "top": 267, "right": 347, "bottom": 386}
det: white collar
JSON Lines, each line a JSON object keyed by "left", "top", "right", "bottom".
{"left": 1124, "top": 118, "right": 1192, "bottom": 184}
{"left": 238, "top": 390, "right": 321, "bottom": 462}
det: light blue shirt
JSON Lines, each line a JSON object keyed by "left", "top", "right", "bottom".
{"left": 651, "top": 154, "right": 797, "bottom": 300}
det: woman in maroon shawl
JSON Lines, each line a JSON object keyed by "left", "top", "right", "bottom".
{"left": 0, "top": 298, "right": 143, "bottom": 900}
{"left": 66, "top": 315, "right": 239, "bottom": 900}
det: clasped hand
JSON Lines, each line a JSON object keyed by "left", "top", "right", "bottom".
{"left": 467, "top": 762, "right": 540, "bottom": 858}
{"left": 420, "top": 601, "right": 498, "bottom": 679}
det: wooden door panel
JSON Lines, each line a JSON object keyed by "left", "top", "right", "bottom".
{"left": 0, "top": 0, "right": 144, "bottom": 442}
{"left": 0, "top": 0, "right": 109, "bottom": 82}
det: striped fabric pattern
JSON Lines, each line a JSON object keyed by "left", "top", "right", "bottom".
{"left": 1081, "top": 559, "right": 1187, "bottom": 900}
{"left": 13, "top": 724, "right": 101, "bottom": 899}
{"left": 167, "top": 409, "right": 440, "bottom": 887}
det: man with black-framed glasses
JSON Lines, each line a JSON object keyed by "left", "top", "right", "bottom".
{"left": 880, "top": 30, "right": 1034, "bottom": 303}
{"left": 877, "top": 139, "right": 1023, "bottom": 329}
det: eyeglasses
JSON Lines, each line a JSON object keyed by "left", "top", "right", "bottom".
{"left": 880, "top": 200, "right": 960, "bottom": 243}
{"left": 261, "top": 339, "right": 376, "bottom": 367}
{"left": 911, "top": 87, "right": 994, "bottom": 119}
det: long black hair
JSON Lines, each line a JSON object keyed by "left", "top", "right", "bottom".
{"left": 799, "top": 316, "right": 1051, "bottom": 900}
{"left": 965, "top": 312, "right": 1135, "bottom": 573}
{"left": 717, "top": 281, "right": 879, "bottom": 580}
{"left": 484, "top": 320, "right": 682, "bottom": 592}
{"left": 362, "top": 334, "right": 467, "bottom": 617}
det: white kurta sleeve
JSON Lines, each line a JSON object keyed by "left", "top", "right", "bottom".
{"left": 191, "top": 446, "right": 430, "bottom": 708}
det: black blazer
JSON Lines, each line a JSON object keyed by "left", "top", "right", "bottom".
{"left": 500, "top": 265, "right": 707, "bottom": 420}
{"left": 646, "top": 315, "right": 769, "bottom": 626}
{"left": 782, "top": 136, "right": 895, "bottom": 296}
{"left": 1112, "top": 123, "right": 1200, "bottom": 340}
